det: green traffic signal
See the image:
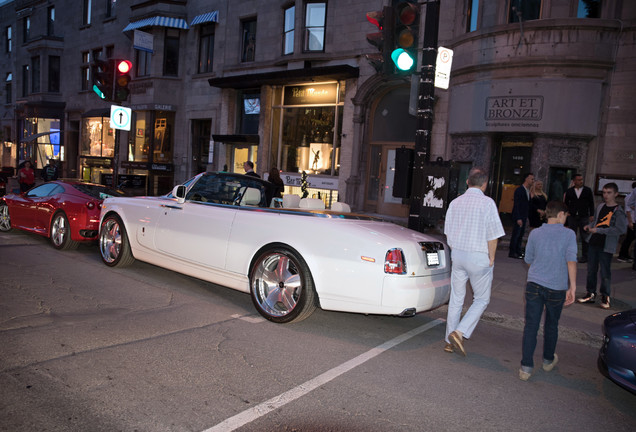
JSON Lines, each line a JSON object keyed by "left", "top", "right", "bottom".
{"left": 92, "top": 84, "right": 106, "bottom": 99}
{"left": 391, "top": 48, "right": 415, "bottom": 71}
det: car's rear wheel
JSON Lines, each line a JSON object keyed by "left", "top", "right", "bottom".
{"left": 50, "top": 212, "right": 79, "bottom": 250}
{"left": 0, "top": 202, "right": 11, "bottom": 232}
{"left": 249, "top": 247, "right": 317, "bottom": 323}
{"left": 99, "top": 214, "right": 135, "bottom": 267}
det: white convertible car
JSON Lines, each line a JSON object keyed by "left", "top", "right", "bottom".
{"left": 98, "top": 172, "right": 451, "bottom": 323}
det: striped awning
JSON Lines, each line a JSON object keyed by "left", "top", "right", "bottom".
{"left": 123, "top": 16, "right": 189, "bottom": 32}
{"left": 190, "top": 11, "right": 219, "bottom": 26}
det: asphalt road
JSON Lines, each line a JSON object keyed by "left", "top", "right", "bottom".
{"left": 1, "top": 230, "right": 634, "bottom": 432}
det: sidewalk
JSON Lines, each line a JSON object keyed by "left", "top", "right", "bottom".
{"left": 427, "top": 217, "right": 636, "bottom": 348}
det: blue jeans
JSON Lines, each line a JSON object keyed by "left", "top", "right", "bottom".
{"left": 509, "top": 219, "right": 526, "bottom": 256}
{"left": 521, "top": 282, "right": 566, "bottom": 368}
{"left": 586, "top": 243, "right": 612, "bottom": 297}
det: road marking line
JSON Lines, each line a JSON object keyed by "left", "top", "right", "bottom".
{"left": 230, "top": 313, "right": 265, "bottom": 324}
{"left": 202, "top": 318, "right": 444, "bottom": 432}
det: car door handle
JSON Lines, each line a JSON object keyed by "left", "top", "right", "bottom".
{"left": 161, "top": 204, "right": 183, "bottom": 210}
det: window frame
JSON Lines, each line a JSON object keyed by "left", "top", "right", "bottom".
{"left": 508, "top": 0, "right": 542, "bottom": 23}
{"left": 31, "top": 55, "right": 40, "bottom": 93}
{"left": 6, "top": 25, "right": 12, "bottom": 53}
{"left": 466, "top": 0, "right": 479, "bottom": 32}
{"left": 48, "top": 55, "right": 60, "bottom": 93}
{"left": 283, "top": 5, "right": 295, "bottom": 55}
{"left": 83, "top": 0, "right": 92, "bottom": 26}
{"left": 136, "top": 49, "right": 152, "bottom": 77}
{"left": 22, "top": 17, "right": 30, "bottom": 43}
{"left": 198, "top": 24, "right": 215, "bottom": 74}
{"left": 241, "top": 18, "right": 257, "bottom": 63}
{"left": 5, "top": 73, "right": 12, "bottom": 104}
{"left": 303, "top": 1, "right": 326, "bottom": 53}
{"left": 163, "top": 28, "right": 180, "bottom": 76}
{"left": 48, "top": 6, "right": 55, "bottom": 36}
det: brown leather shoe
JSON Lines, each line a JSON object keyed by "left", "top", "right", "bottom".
{"left": 444, "top": 343, "right": 454, "bottom": 353}
{"left": 449, "top": 331, "right": 466, "bottom": 356}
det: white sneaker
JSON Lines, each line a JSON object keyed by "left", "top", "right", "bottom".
{"left": 519, "top": 367, "right": 532, "bottom": 381}
{"left": 543, "top": 354, "right": 559, "bottom": 372}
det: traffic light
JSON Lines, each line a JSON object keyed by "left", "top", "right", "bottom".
{"left": 365, "top": 7, "right": 393, "bottom": 74}
{"left": 113, "top": 59, "right": 132, "bottom": 103}
{"left": 91, "top": 58, "right": 113, "bottom": 100}
{"left": 391, "top": 1, "right": 419, "bottom": 73}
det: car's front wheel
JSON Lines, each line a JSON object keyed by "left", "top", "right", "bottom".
{"left": 0, "top": 202, "right": 11, "bottom": 232}
{"left": 249, "top": 247, "right": 317, "bottom": 323}
{"left": 50, "top": 212, "right": 79, "bottom": 250}
{"left": 99, "top": 214, "right": 135, "bottom": 267}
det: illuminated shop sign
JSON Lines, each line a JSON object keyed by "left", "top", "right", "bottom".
{"left": 284, "top": 83, "right": 338, "bottom": 105}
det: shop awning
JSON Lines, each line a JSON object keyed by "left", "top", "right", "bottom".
{"left": 208, "top": 65, "right": 359, "bottom": 89}
{"left": 82, "top": 108, "right": 110, "bottom": 118}
{"left": 190, "top": 11, "right": 219, "bottom": 26}
{"left": 212, "top": 134, "right": 259, "bottom": 144}
{"left": 123, "top": 16, "right": 189, "bottom": 32}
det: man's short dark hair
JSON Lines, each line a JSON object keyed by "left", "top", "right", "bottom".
{"left": 467, "top": 167, "right": 488, "bottom": 187}
{"left": 522, "top": 172, "right": 533, "bottom": 182}
{"left": 631, "top": 181, "right": 636, "bottom": 189}
{"left": 573, "top": 173, "right": 583, "bottom": 179}
{"left": 545, "top": 200, "right": 568, "bottom": 219}
{"left": 603, "top": 182, "right": 618, "bottom": 193}
{"left": 245, "top": 161, "right": 254, "bottom": 169}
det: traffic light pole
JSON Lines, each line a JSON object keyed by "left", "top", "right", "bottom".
{"left": 408, "top": 0, "right": 440, "bottom": 232}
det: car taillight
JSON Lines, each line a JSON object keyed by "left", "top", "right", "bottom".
{"left": 384, "top": 248, "right": 406, "bottom": 274}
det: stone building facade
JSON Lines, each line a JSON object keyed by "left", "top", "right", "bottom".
{"left": 0, "top": 0, "right": 633, "bottom": 219}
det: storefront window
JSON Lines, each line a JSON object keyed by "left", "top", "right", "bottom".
{"left": 22, "top": 117, "right": 63, "bottom": 169}
{"left": 270, "top": 81, "right": 344, "bottom": 208}
{"left": 130, "top": 111, "right": 151, "bottom": 162}
{"left": 153, "top": 111, "right": 174, "bottom": 163}
{"left": 273, "top": 82, "right": 343, "bottom": 176}
{"left": 81, "top": 116, "right": 114, "bottom": 157}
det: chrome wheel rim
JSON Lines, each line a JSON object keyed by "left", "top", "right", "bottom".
{"left": 252, "top": 253, "right": 302, "bottom": 317}
{"left": 100, "top": 219, "right": 122, "bottom": 263}
{"left": 0, "top": 204, "right": 10, "bottom": 231}
{"left": 51, "top": 214, "right": 67, "bottom": 246}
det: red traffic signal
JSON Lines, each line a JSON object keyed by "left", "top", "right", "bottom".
{"left": 113, "top": 59, "right": 132, "bottom": 103}
{"left": 365, "top": 7, "right": 393, "bottom": 74}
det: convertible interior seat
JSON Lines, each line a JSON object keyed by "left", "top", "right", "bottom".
{"left": 299, "top": 198, "right": 325, "bottom": 210}
{"left": 282, "top": 194, "right": 301, "bottom": 208}
{"left": 331, "top": 202, "right": 351, "bottom": 213}
{"left": 240, "top": 187, "right": 262, "bottom": 206}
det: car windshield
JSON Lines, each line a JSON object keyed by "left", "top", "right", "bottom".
{"left": 186, "top": 173, "right": 272, "bottom": 207}
{"left": 71, "top": 183, "right": 127, "bottom": 200}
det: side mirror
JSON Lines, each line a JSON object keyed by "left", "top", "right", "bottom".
{"left": 172, "top": 185, "right": 186, "bottom": 204}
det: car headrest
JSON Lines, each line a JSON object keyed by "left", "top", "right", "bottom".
{"left": 299, "top": 198, "right": 325, "bottom": 210}
{"left": 331, "top": 202, "right": 351, "bottom": 213}
{"left": 282, "top": 194, "right": 301, "bottom": 208}
{"left": 241, "top": 187, "right": 262, "bottom": 206}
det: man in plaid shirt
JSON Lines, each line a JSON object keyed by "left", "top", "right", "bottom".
{"left": 443, "top": 167, "right": 505, "bottom": 356}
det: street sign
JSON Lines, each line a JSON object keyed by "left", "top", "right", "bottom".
{"left": 434, "top": 46, "right": 453, "bottom": 90}
{"left": 110, "top": 105, "right": 132, "bottom": 131}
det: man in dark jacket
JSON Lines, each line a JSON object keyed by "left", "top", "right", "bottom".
{"left": 564, "top": 173, "right": 595, "bottom": 263}
{"left": 509, "top": 173, "right": 534, "bottom": 259}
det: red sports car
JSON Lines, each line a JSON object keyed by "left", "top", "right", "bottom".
{"left": 0, "top": 180, "right": 126, "bottom": 249}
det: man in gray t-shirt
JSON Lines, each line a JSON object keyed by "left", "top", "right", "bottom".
{"left": 519, "top": 201, "right": 577, "bottom": 381}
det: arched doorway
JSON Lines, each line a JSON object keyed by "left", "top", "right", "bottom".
{"left": 364, "top": 86, "right": 416, "bottom": 218}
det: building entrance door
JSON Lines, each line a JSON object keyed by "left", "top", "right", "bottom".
{"left": 364, "top": 86, "right": 415, "bottom": 219}
{"left": 492, "top": 140, "right": 533, "bottom": 214}
{"left": 366, "top": 144, "right": 410, "bottom": 218}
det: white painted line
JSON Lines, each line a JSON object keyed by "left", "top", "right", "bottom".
{"left": 230, "top": 313, "right": 265, "bottom": 324}
{"left": 202, "top": 318, "right": 444, "bottom": 432}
